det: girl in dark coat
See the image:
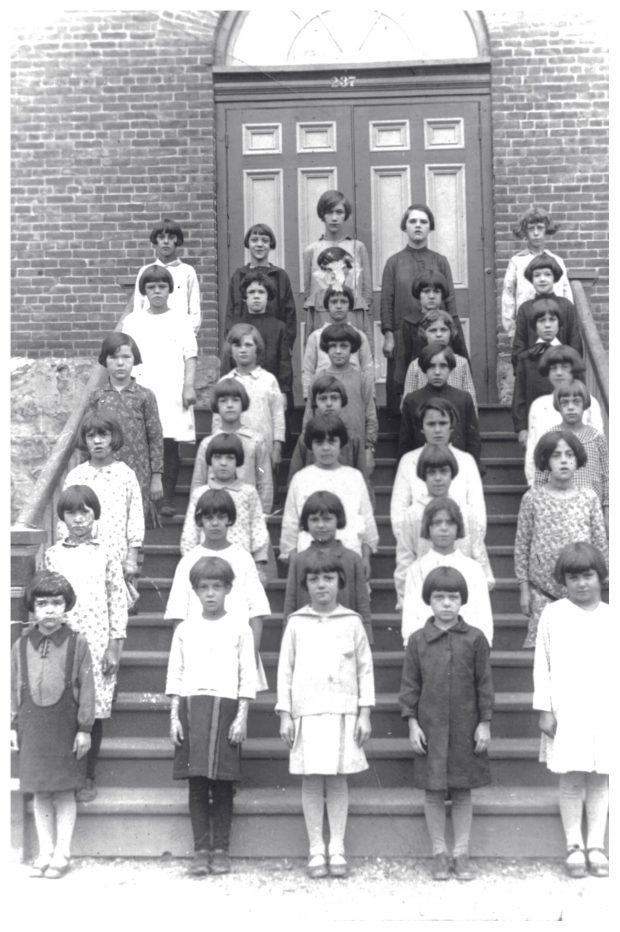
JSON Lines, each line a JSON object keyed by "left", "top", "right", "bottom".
{"left": 399, "top": 566, "right": 493, "bottom": 881}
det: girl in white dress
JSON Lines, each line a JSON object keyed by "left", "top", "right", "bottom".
{"left": 61, "top": 413, "right": 144, "bottom": 589}
{"left": 211, "top": 323, "right": 285, "bottom": 469}
{"left": 277, "top": 549, "right": 374, "bottom": 879}
{"left": 533, "top": 542, "right": 610, "bottom": 878}
{"left": 122, "top": 264, "right": 197, "bottom": 517}
{"left": 400, "top": 497, "right": 493, "bottom": 647}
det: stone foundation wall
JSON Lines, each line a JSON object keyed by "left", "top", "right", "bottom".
{"left": 11, "top": 355, "right": 219, "bottom": 523}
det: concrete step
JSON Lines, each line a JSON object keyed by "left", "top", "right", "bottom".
{"left": 134, "top": 575, "right": 523, "bottom": 615}
{"left": 22, "top": 784, "right": 568, "bottom": 858}
{"left": 145, "top": 512, "right": 519, "bottom": 549}
{"left": 140, "top": 541, "right": 517, "bottom": 581}
{"left": 92, "top": 736, "right": 552, "bottom": 789}
{"left": 117, "top": 646, "right": 534, "bottom": 695}
{"left": 124, "top": 611, "right": 529, "bottom": 654}
{"left": 108, "top": 690, "right": 539, "bottom": 741}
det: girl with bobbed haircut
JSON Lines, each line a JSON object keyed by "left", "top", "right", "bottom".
{"left": 225, "top": 322, "right": 266, "bottom": 364}
{"left": 417, "top": 343, "right": 457, "bottom": 373}
{"left": 310, "top": 373, "right": 348, "bottom": 408}
{"left": 416, "top": 444, "right": 459, "bottom": 481}
{"left": 552, "top": 541, "right": 608, "bottom": 587}
{"left": 138, "top": 264, "right": 175, "bottom": 295}
{"left": 240, "top": 269, "right": 276, "bottom": 301}
{"left": 211, "top": 377, "right": 250, "bottom": 412}
{"left": 317, "top": 245, "right": 353, "bottom": 270}
{"left": 533, "top": 430, "right": 587, "bottom": 473}
{"left": 400, "top": 203, "right": 435, "bottom": 232}
{"left": 411, "top": 270, "right": 449, "bottom": 300}
{"left": 299, "top": 490, "right": 346, "bottom": 531}
{"left": 524, "top": 347, "right": 603, "bottom": 486}
{"left": 299, "top": 549, "right": 347, "bottom": 590}
{"left": 243, "top": 222, "right": 276, "bottom": 250}
{"left": 415, "top": 397, "right": 459, "bottom": 430}
{"left": 421, "top": 564, "right": 469, "bottom": 606}
{"left": 97, "top": 332, "right": 142, "bottom": 367}
{"left": 25, "top": 570, "right": 77, "bottom": 613}
{"left": 193, "top": 488, "right": 237, "bottom": 528}
{"left": 420, "top": 496, "right": 465, "bottom": 541}
{"left": 304, "top": 190, "right": 372, "bottom": 347}
{"left": 512, "top": 206, "right": 559, "bottom": 239}
{"left": 319, "top": 322, "right": 362, "bottom": 355}
{"left": 316, "top": 189, "right": 352, "bottom": 221}
{"left": 149, "top": 218, "right": 185, "bottom": 246}
{"left": 502, "top": 206, "right": 571, "bottom": 338}
{"left": 188, "top": 554, "right": 235, "bottom": 591}
{"left": 77, "top": 412, "right": 124, "bottom": 453}
{"left": 419, "top": 308, "right": 457, "bottom": 338}
{"left": 524, "top": 252, "right": 564, "bottom": 284}
{"left": 205, "top": 432, "right": 245, "bottom": 467}
{"left": 553, "top": 379, "right": 591, "bottom": 411}
{"left": 538, "top": 345, "right": 585, "bottom": 380}
{"left": 323, "top": 285, "right": 355, "bottom": 310}
{"left": 303, "top": 413, "right": 349, "bottom": 451}
{"left": 57, "top": 485, "right": 102, "bottom": 521}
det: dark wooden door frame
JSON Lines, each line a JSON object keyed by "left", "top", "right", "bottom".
{"left": 214, "top": 61, "right": 498, "bottom": 402}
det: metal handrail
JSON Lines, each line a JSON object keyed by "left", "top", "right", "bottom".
{"left": 570, "top": 279, "right": 609, "bottom": 436}
{"left": 14, "top": 295, "right": 134, "bottom": 530}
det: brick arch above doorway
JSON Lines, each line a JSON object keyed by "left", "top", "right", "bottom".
{"left": 214, "top": 10, "right": 490, "bottom": 67}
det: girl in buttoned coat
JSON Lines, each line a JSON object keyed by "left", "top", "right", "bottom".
{"left": 399, "top": 565, "right": 493, "bottom": 880}
{"left": 276, "top": 549, "right": 374, "bottom": 879}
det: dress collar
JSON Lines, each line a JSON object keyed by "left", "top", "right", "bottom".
{"left": 423, "top": 616, "right": 469, "bottom": 641}
{"left": 29, "top": 624, "right": 71, "bottom": 651}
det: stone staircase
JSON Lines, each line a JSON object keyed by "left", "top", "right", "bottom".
{"left": 21, "top": 404, "right": 569, "bottom": 859}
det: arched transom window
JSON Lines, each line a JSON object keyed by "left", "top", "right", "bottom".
{"left": 226, "top": 9, "right": 482, "bottom": 67}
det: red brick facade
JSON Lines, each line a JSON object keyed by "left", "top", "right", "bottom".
{"left": 11, "top": 11, "right": 608, "bottom": 359}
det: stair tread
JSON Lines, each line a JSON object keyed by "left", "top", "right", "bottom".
{"left": 115, "top": 690, "right": 533, "bottom": 711}
{"left": 47, "top": 784, "right": 559, "bottom": 816}
{"left": 99, "top": 735, "right": 540, "bottom": 757}
{"left": 129, "top": 611, "right": 528, "bottom": 625}
{"left": 121, "top": 648, "right": 534, "bottom": 666}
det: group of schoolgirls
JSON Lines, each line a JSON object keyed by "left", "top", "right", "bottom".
{"left": 12, "top": 201, "right": 608, "bottom": 882}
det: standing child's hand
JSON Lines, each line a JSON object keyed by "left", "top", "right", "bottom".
{"left": 355, "top": 708, "right": 372, "bottom": 747}
{"left": 365, "top": 448, "right": 375, "bottom": 476}
{"left": 182, "top": 385, "right": 197, "bottom": 408}
{"left": 518, "top": 429, "right": 528, "bottom": 447}
{"left": 170, "top": 714, "right": 184, "bottom": 746}
{"left": 228, "top": 713, "right": 248, "bottom": 746}
{"left": 474, "top": 721, "right": 491, "bottom": 754}
{"left": 73, "top": 731, "right": 92, "bottom": 759}
{"left": 408, "top": 719, "right": 427, "bottom": 755}
{"left": 538, "top": 710, "right": 557, "bottom": 739}
{"left": 279, "top": 712, "right": 295, "bottom": 749}
{"left": 361, "top": 545, "right": 372, "bottom": 581}
{"left": 150, "top": 474, "right": 164, "bottom": 502}
{"left": 10, "top": 729, "right": 18, "bottom": 751}
{"left": 519, "top": 581, "right": 531, "bottom": 617}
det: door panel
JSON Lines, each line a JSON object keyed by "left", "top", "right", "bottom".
{"left": 221, "top": 97, "right": 490, "bottom": 401}
{"left": 353, "top": 100, "right": 486, "bottom": 386}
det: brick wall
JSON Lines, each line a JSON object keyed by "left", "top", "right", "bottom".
{"left": 11, "top": 10, "right": 220, "bottom": 359}
{"left": 12, "top": 11, "right": 608, "bottom": 364}
{"left": 486, "top": 11, "right": 609, "bottom": 348}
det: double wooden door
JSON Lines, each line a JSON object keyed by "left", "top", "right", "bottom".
{"left": 217, "top": 88, "right": 495, "bottom": 402}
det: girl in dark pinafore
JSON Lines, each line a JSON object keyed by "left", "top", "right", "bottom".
{"left": 11, "top": 572, "right": 95, "bottom": 879}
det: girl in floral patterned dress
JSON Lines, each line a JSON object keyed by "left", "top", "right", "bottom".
{"left": 44, "top": 485, "right": 128, "bottom": 802}
{"left": 514, "top": 431, "right": 607, "bottom": 648}
{"left": 60, "top": 413, "right": 144, "bottom": 594}
{"left": 89, "top": 332, "right": 164, "bottom": 524}
{"left": 180, "top": 433, "right": 270, "bottom": 582}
